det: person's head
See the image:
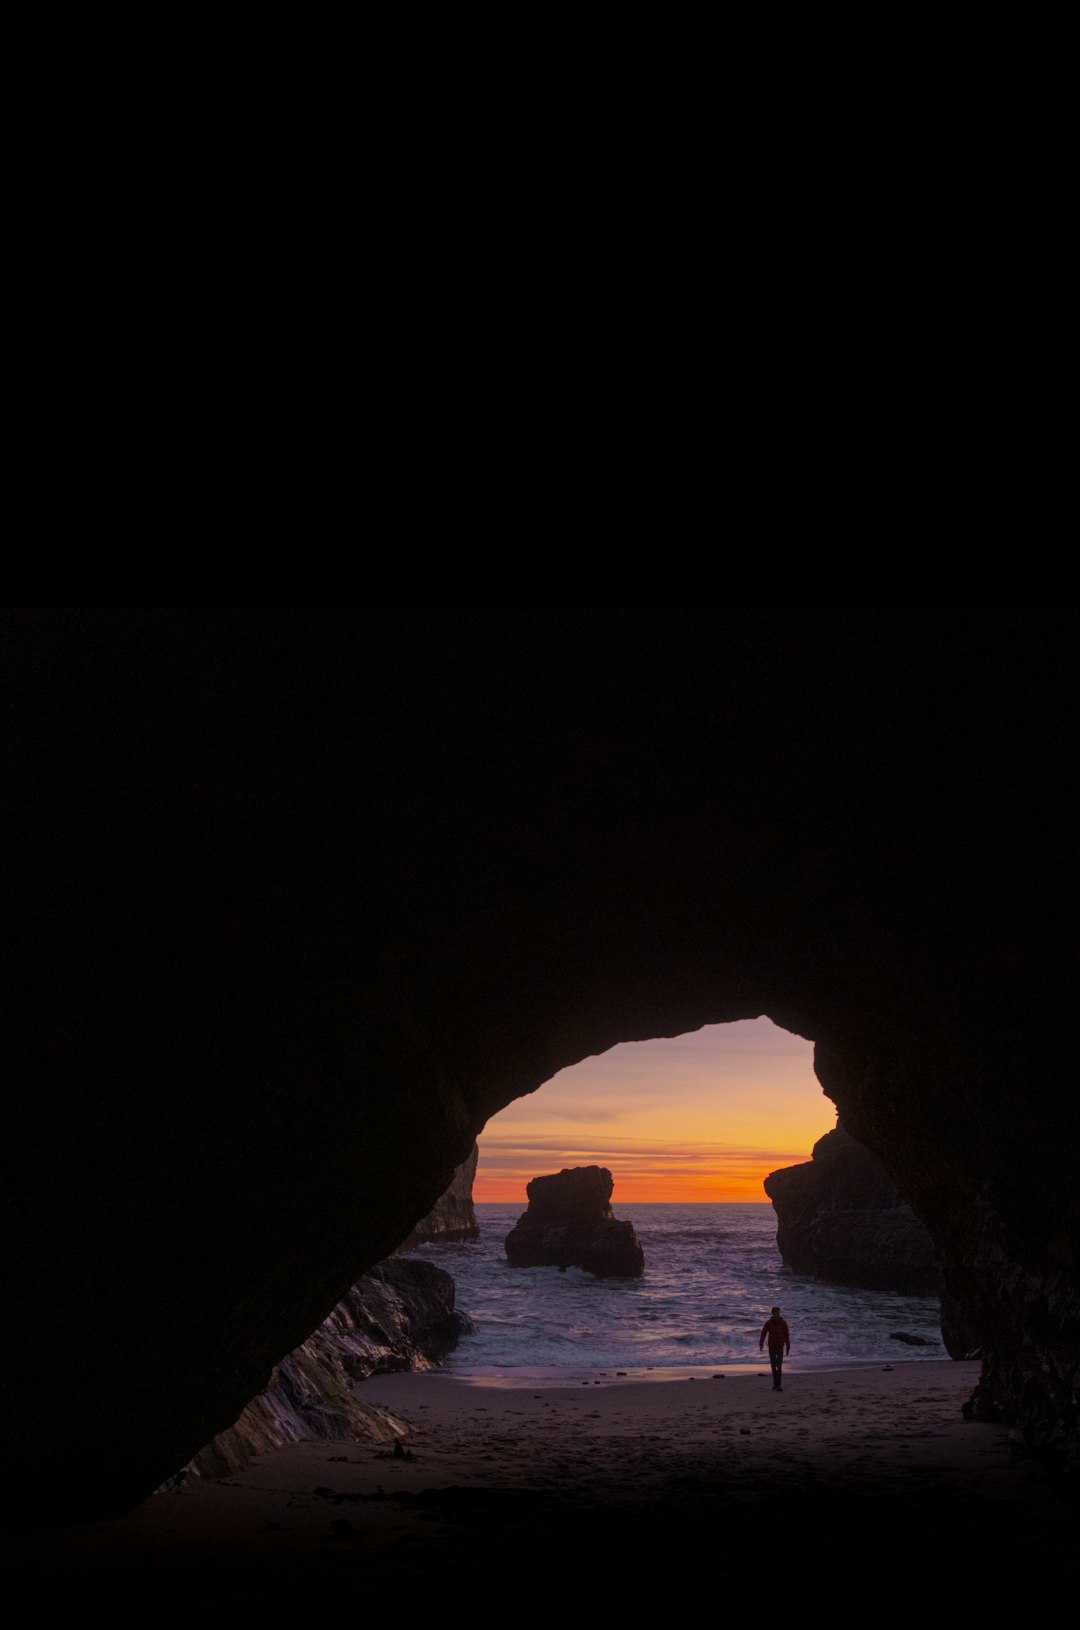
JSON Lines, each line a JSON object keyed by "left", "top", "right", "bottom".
{"left": 771, "top": 1306, "right": 780, "bottom": 1316}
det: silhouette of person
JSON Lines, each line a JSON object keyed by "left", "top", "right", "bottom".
{"left": 759, "top": 1305, "right": 791, "bottom": 1391}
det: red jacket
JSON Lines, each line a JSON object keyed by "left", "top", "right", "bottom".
{"left": 760, "top": 1316, "right": 790, "bottom": 1351}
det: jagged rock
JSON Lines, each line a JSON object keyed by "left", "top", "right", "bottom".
{"left": 505, "top": 1167, "right": 644, "bottom": 1277}
{"left": 399, "top": 1144, "right": 480, "bottom": 1247}
{"left": 764, "top": 1128, "right": 942, "bottom": 1296}
{"left": 184, "top": 1259, "right": 471, "bottom": 1480}
{"left": 764, "top": 1127, "right": 983, "bottom": 1358}
{"left": 890, "top": 1331, "right": 937, "bottom": 1346}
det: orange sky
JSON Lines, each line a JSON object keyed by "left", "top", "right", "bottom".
{"left": 474, "top": 1018, "right": 834, "bottom": 1203}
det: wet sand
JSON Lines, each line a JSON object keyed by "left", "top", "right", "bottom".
{"left": 5, "top": 1361, "right": 1072, "bottom": 1623}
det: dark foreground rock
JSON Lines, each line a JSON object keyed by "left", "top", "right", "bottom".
{"left": 399, "top": 1143, "right": 480, "bottom": 1247}
{"left": 187, "top": 1259, "right": 471, "bottom": 1480}
{"left": 940, "top": 1282, "right": 983, "bottom": 1361}
{"left": 4, "top": 608, "right": 1077, "bottom": 1516}
{"left": 505, "top": 1167, "right": 644, "bottom": 1277}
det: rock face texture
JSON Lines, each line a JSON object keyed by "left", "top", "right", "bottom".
{"left": 399, "top": 1143, "right": 480, "bottom": 1248}
{"left": 505, "top": 1167, "right": 644, "bottom": 1277}
{"left": 188, "top": 1258, "right": 469, "bottom": 1479}
{"left": 764, "top": 1127, "right": 942, "bottom": 1296}
{"left": 2, "top": 607, "right": 1076, "bottom": 1517}
{"left": 765, "top": 1128, "right": 981, "bottom": 1357}
{"left": 940, "top": 1283, "right": 983, "bottom": 1362}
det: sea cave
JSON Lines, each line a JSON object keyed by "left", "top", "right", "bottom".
{"left": 1, "top": 607, "right": 1075, "bottom": 1609}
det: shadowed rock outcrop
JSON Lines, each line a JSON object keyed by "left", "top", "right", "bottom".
{"left": 765, "top": 1127, "right": 942, "bottom": 1296}
{"left": 505, "top": 1166, "right": 644, "bottom": 1277}
{"left": 940, "top": 1284, "right": 983, "bottom": 1362}
{"left": 187, "top": 1258, "right": 470, "bottom": 1479}
{"left": 2, "top": 607, "right": 1076, "bottom": 1517}
{"left": 400, "top": 1143, "right": 480, "bottom": 1248}
{"left": 765, "top": 1127, "right": 981, "bottom": 1357}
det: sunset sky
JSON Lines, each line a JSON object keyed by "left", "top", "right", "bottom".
{"left": 474, "top": 1018, "right": 836, "bottom": 1203}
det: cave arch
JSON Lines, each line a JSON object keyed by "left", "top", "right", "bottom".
{"left": 2, "top": 606, "right": 1075, "bottom": 1519}
{"left": 475, "top": 1017, "right": 828, "bottom": 1206}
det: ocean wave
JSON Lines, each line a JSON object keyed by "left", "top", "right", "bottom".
{"left": 430, "top": 1204, "right": 943, "bottom": 1372}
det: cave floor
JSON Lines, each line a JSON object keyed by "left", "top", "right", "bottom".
{"left": 4, "top": 1362, "right": 1072, "bottom": 1624}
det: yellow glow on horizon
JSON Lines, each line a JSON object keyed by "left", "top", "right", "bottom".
{"left": 474, "top": 1018, "right": 833, "bottom": 1204}
{"left": 474, "top": 1169, "right": 785, "bottom": 1204}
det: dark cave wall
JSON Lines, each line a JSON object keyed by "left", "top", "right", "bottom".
{"left": 1, "top": 607, "right": 1076, "bottom": 1517}
{"left": 399, "top": 1143, "right": 480, "bottom": 1247}
{"left": 815, "top": 1036, "right": 1078, "bottom": 1451}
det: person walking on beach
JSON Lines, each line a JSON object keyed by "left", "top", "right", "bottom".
{"left": 760, "top": 1306, "right": 791, "bottom": 1391}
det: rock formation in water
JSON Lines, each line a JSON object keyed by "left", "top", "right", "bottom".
{"left": 765, "top": 1127, "right": 981, "bottom": 1356}
{"left": 399, "top": 1143, "right": 480, "bottom": 1248}
{"left": 765, "top": 1126, "right": 942, "bottom": 1296}
{"left": 505, "top": 1166, "right": 644, "bottom": 1277}
{"left": 2, "top": 607, "right": 1076, "bottom": 1518}
{"left": 188, "top": 1258, "right": 470, "bottom": 1479}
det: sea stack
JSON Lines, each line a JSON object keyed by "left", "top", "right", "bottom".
{"left": 505, "top": 1166, "right": 644, "bottom": 1277}
{"left": 763, "top": 1126, "right": 940, "bottom": 1295}
{"left": 764, "top": 1127, "right": 980, "bottom": 1359}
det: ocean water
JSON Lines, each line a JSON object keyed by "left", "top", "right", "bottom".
{"left": 403, "top": 1203, "right": 945, "bottom": 1374}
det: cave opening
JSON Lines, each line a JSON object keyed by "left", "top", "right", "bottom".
{"left": 476, "top": 1019, "right": 829, "bottom": 1205}
{"left": 435, "top": 1019, "right": 946, "bottom": 1376}
{"left": 3, "top": 606, "right": 1076, "bottom": 1615}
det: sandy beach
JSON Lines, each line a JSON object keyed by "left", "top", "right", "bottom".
{"left": 4, "top": 1358, "right": 1073, "bottom": 1624}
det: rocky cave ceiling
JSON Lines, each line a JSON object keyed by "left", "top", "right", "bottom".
{"left": 1, "top": 606, "right": 1075, "bottom": 1519}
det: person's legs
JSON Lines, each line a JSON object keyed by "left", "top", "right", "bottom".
{"left": 770, "top": 1346, "right": 783, "bottom": 1389}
